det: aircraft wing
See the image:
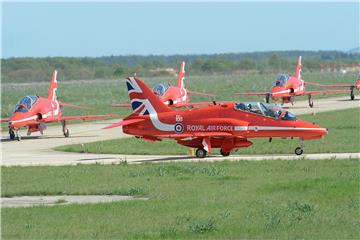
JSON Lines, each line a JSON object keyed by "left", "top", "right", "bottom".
{"left": 305, "top": 82, "right": 353, "bottom": 88}
{"left": 59, "top": 114, "right": 116, "bottom": 121}
{"left": 1, "top": 118, "right": 9, "bottom": 122}
{"left": 111, "top": 103, "right": 131, "bottom": 108}
{"left": 303, "top": 89, "right": 350, "bottom": 95}
{"left": 187, "top": 90, "right": 216, "bottom": 97}
{"left": 236, "top": 92, "right": 270, "bottom": 96}
{"left": 103, "top": 118, "right": 145, "bottom": 129}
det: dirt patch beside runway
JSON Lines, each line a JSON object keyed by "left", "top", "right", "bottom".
{"left": 1, "top": 195, "right": 148, "bottom": 208}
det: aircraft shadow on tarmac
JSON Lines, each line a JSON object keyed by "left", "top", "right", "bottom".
{"left": 1, "top": 135, "right": 99, "bottom": 142}
{"left": 77, "top": 157, "right": 118, "bottom": 161}
{"left": 130, "top": 155, "right": 219, "bottom": 163}
{"left": 337, "top": 99, "right": 360, "bottom": 102}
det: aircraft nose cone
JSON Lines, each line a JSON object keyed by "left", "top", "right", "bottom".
{"left": 311, "top": 124, "right": 328, "bottom": 139}
{"left": 9, "top": 112, "right": 35, "bottom": 129}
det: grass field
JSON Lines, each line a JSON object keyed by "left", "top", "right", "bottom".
{"left": 56, "top": 107, "right": 360, "bottom": 155}
{"left": 2, "top": 159, "right": 359, "bottom": 239}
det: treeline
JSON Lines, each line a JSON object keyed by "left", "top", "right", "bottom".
{"left": 2, "top": 50, "right": 359, "bottom": 83}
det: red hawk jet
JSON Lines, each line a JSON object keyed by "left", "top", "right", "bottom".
{"left": 104, "top": 76, "right": 328, "bottom": 158}
{"left": 1, "top": 70, "right": 115, "bottom": 140}
{"left": 237, "top": 56, "right": 349, "bottom": 107}
{"left": 111, "top": 61, "right": 214, "bottom": 108}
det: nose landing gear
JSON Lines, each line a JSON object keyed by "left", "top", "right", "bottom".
{"left": 308, "top": 94, "right": 314, "bottom": 108}
{"left": 9, "top": 128, "right": 21, "bottom": 141}
{"left": 9, "top": 128, "right": 15, "bottom": 140}
{"left": 196, "top": 148, "right": 207, "bottom": 158}
{"left": 295, "top": 139, "right": 305, "bottom": 155}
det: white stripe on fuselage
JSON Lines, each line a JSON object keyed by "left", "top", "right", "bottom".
{"left": 10, "top": 115, "right": 38, "bottom": 123}
{"left": 235, "top": 126, "right": 326, "bottom": 131}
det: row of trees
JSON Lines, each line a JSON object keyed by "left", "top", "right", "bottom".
{"left": 2, "top": 51, "right": 359, "bottom": 82}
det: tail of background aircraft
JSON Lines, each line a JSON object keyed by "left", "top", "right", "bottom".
{"left": 176, "top": 61, "right": 186, "bottom": 89}
{"left": 47, "top": 69, "right": 58, "bottom": 101}
{"left": 295, "top": 56, "right": 302, "bottom": 79}
{"left": 126, "top": 77, "right": 173, "bottom": 116}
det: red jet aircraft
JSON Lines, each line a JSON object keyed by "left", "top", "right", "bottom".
{"left": 237, "top": 56, "right": 349, "bottom": 108}
{"left": 1, "top": 70, "right": 115, "bottom": 140}
{"left": 104, "top": 76, "right": 328, "bottom": 158}
{"left": 111, "top": 62, "right": 214, "bottom": 108}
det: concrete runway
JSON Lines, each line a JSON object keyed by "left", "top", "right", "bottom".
{"left": 1, "top": 96, "right": 359, "bottom": 166}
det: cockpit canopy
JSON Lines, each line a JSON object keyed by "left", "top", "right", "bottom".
{"left": 234, "top": 101, "right": 297, "bottom": 121}
{"left": 153, "top": 83, "right": 169, "bottom": 97}
{"left": 13, "top": 95, "right": 38, "bottom": 113}
{"left": 273, "top": 74, "right": 290, "bottom": 87}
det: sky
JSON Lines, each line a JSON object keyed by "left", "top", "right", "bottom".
{"left": 1, "top": 1, "right": 359, "bottom": 58}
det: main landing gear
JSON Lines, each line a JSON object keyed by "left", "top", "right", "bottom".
{"left": 294, "top": 139, "right": 305, "bottom": 156}
{"left": 350, "top": 86, "right": 355, "bottom": 100}
{"left": 265, "top": 93, "right": 270, "bottom": 103}
{"left": 220, "top": 149, "right": 230, "bottom": 157}
{"left": 61, "top": 120, "right": 70, "bottom": 138}
{"left": 308, "top": 94, "right": 314, "bottom": 108}
{"left": 195, "top": 148, "right": 232, "bottom": 158}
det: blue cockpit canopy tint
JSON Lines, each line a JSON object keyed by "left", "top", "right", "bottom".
{"left": 153, "top": 83, "right": 169, "bottom": 97}
{"left": 13, "top": 96, "right": 38, "bottom": 113}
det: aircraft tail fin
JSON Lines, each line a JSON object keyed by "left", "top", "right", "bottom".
{"left": 295, "top": 56, "right": 302, "bottom": 79}
{"left": 47, "top": 69, "right": 58, "bottom": 101}
{"left": 176, "top": 61, "right": 186, "bottom": 89}
{"left": 126, "top": 77, "right": 173, "bottom": 116}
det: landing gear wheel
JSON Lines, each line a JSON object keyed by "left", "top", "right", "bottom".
{"left": 308, "top": 95, "right": 314, "bottom": 108}
{"left": 196, "top": 148, "right": 207, "bottom": 158}
{"left": 265, "top": 93, "right": 270, "bottom": 103}
{"left": 295, "top": 147, "right": 303, "bottom": 156}
{"left": 9, "top": 129, "right": 15, "bottom": 140}
{"left": 290, "top": 96, "right": 295, "bottom": 106}
{"left": 16, "top": 135, "right": 21, "bottom": 141}
{"left": 220, "top": 149, "right": 230, "bottom": 157}
{"left": 64, "top": 129, "right": 70, "bottom": 138}
{"left": 350, "top": 87, "right": 355, "bottom": 100}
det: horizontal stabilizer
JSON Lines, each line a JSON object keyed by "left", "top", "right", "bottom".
{"left": 111, "top": 103, "right": 131, "bottom": 108}
{"left": 103, "top": 118, "right": 145, "bottom": 129}
{"left": 59, "top": 101, "right": 91, "bottom": 109}
{"left": 236, "top": 92, "right": 270, "bottom": 96}
{"left": 59, "top": 114, "right": 116, "bottom": 121}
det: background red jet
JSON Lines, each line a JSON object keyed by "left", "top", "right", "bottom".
{"left": 111, "top": 61, "right": 215, "bottom": 108}
{"left": 237, "top": 56, "right": 349, "bottom": 107}
{"left": 105, "top": 76, "right": 328, "bottom": 158}
{"left": 1, "top": 70, "right": 115, "bottom": 140}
